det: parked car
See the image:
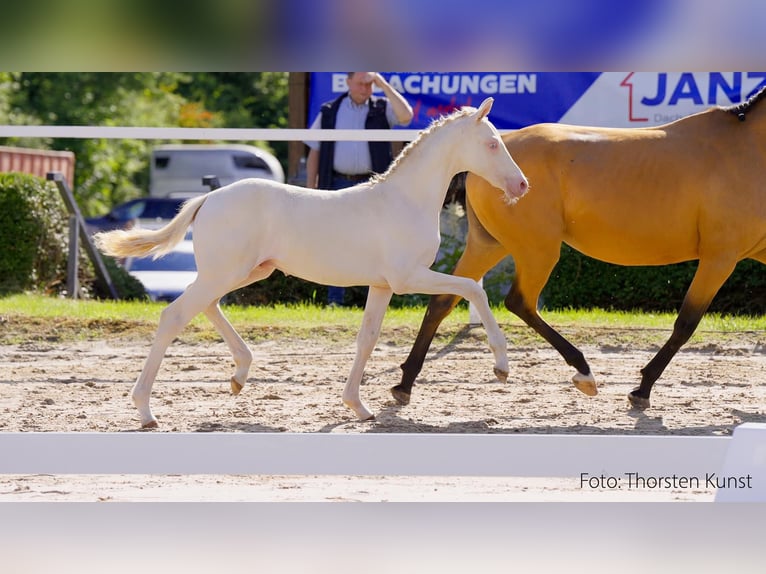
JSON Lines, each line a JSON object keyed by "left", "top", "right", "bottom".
{"left": 123, "top": 240, "right": 197, "bottom": 302}
{"left": 150, "top": 144, "right": 285, "bottom": 197}
{"left": 85, "top": 197, "right": 187, "bottom": 235}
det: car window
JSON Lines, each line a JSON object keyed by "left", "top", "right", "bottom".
{"left": 128, "top": 251, "right": 196, "bottom": 272}
{"left": 111, "top": 200, "right": 146, "bottom": 220}
{"left": 232, "top": 154, "right": 270, "bottom": 172}
{"left": 142, "top": 200, "right": 184, "bottom": 219}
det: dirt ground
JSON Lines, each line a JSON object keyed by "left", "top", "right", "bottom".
{"left": 1, "top": 323, "right": 765, "bottom": 501}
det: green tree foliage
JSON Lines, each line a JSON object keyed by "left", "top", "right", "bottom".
{"left": 173, "top": 72, "right": 290, "bottom": 163}
{"left": 0, "top": 72, "right": 289, "bottom": 216}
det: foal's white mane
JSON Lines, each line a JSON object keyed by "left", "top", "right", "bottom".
{"left": 370, "top": 105, "right": 478, "bottom": 185}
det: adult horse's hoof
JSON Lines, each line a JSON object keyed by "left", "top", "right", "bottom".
{"left": 391, "top": 385, "right": 411, "bottom": 406}
{"left": 141, "top": 419, "right": 159, "bottom": 429}
{"left": 230, "top": 377, "right": 244, "bottom": 395}
{"left": 572, "top": 372, "right": 597, "bottom": 396}
{"left": 628, "top": 391, "right": 650, "bottom": 409}
{"left": 494, "top": 367, "right": 509, "bottom": 383}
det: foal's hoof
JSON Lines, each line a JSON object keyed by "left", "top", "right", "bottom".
{"left": 344, "top": 400, "right": 376, "bottom": 421}
{"left": 494, "top": 367, "right": 509, "bottom": 383}
{"left": 230, "top": 377, "right": 244, "bottom": 395}
{"left": 141, "top": 419, "right": 159, "bottom": 429}
{"left": 390, "top": 385, "right": 411, "bottom": 406}
{"left": 572, "top": 372, "right": 598, "bottom": 396}
{"left": 628, "top": 390, "right": 651, "bottom": 410}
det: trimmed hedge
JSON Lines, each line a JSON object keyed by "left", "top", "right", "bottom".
{"left": 91, "top": 255, "right": 149, "bottom": 301}
{"left": 542, "top": 244, "right": 766, "bottom": 315}
{"left": 0, "top": 173, "right": 147, "bottom": 299}
{"left": 225, "top": 272, "right": 372, "bottom": 308}
{"left": 0, "top": 173, "right": 70, "bottom": 295}
{"left": 225, "top": 272, "right": 328, "bottom": 307}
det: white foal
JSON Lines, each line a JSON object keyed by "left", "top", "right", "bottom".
{"left": 95, "top": 97, "right": 528, "bottom": 428}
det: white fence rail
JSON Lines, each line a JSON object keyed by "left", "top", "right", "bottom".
{"left": 0, "top": 125, "right": 423, "bottom": 142}
{"left": 0, "top": 431, "right": 730, "bottom": 477}
{"left": 3, "top": 429, "right": 762, "bottom": 501}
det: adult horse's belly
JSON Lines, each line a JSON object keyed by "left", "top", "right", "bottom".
{"left": 562, "top": 212, "right": 700, "bottom": 266}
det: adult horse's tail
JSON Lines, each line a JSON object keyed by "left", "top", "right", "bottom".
{"left": 94, "top": 194, "right": 207, "bottom": 259}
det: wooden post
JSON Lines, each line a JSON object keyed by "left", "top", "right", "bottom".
{"left": 287, "top": 72, "right": 309, "bottom": 184}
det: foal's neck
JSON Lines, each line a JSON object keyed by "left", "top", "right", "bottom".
{"left": 383, "top": 126, "right": 461, "bottom": 209}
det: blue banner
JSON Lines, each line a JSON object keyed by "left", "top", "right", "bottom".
{"left": 308, "top": 72, "right": 600, "bottom": 130}
{"left": 309, "top": 72, "right": 766, "bottom": 130}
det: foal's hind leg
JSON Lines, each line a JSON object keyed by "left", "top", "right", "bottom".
{"left": 132, "top": 279, "right": 231, "bottom": 428}
{"left": 204, "top": 303, "right": 252, "bottom": 395}
{"left": 342, "top": 286, "right": 393, "bottom": 420}
{"left": 204, "top": 263, "right": 275, "bottom": 395}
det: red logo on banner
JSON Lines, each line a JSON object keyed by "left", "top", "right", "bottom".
{"left": 620, "top": 72, "right": 648, "bottom": 123}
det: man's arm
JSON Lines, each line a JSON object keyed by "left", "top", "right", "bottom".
{"left": 372, "top": 73, "right": 413, "bottom": 125}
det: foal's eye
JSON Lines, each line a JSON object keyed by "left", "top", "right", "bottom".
{"left": 488, "top": 141, "right": 498, "bottom": 150}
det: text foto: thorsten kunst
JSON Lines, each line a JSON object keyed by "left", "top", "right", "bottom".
{"left": 580, "top": 472, "right": 753, "bottom": 490}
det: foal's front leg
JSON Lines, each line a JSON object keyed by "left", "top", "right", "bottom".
{"left": 342, "top": 285, "right": 393, "bottom": 420}
{"left": 398, "top": 267, "right": 509, "bottom": 382}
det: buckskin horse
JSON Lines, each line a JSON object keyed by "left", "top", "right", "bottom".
{"left": 394, "top": 87, "right": 766, "bottom": 410}
{"left": 94, "top": 98, "right": 528, "bottom": 428}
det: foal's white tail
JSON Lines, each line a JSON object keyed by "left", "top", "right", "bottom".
{"left": 94, "top": 194, "right": 207, "bottom": 259}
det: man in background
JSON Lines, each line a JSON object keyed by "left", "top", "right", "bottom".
{"left": 304, "top": 72, "right": 413, "bottom": 306}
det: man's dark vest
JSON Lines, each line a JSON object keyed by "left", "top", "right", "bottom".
{"left": 317, "top": 93, "right": 393, "bottom": 189}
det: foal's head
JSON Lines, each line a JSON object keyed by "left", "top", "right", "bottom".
{"left": 457, "top": 98, "right": 528, "bottom": 204}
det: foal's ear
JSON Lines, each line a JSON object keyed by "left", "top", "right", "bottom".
{"left": 475, "top": 97, "right": 494, "bottom": 121}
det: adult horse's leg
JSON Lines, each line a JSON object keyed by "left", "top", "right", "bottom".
{"left": 393, "top": 217, "right": 508, "bottom": 405}
{"left": 629, "top": 257, "right": 737, "bottom": 409}
{"left": 503, "top": 248, "right": 596, "bottom": 396}
{"left": 392, "top": 293, "right": 462, "bottom": 405}
{"left": 342, "top": 285, "right": 393, "bottom": 420}
{"left": 396, "top": 267, "right": 509, "bottom": 388}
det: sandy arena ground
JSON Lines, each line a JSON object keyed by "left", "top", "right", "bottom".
{"left": 1, "top": 324, "right": 765, "bottom": 501}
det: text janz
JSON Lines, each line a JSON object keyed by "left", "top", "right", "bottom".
{"left": 639, "top": 72, "right": 766, "bottom": 107}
